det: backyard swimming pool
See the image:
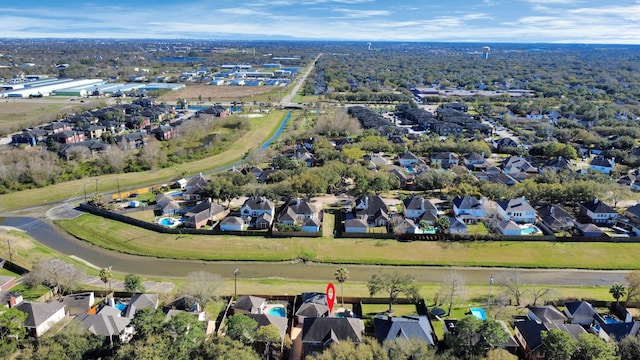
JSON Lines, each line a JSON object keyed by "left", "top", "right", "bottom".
{"left": 157, "top": 217, "right": 182, "bottom": 228}
{"left": 470, "top": 307, "right": 487, "bottom": 320}
{"left": 520, "top": 224, "right": 541, "bottom": 235}
{"left": 267, "top": 306, "right": 286, "bottom": 317}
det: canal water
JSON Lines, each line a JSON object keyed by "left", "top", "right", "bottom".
{"left": 0, "top": 216, "right": 628, "bottom": 286}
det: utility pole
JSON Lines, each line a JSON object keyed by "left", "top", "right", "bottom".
{"left": 488, "top": 274, "right": 494, "bottom": 308}
{"left": 117, "top": 176, "right": 121, "bottom": 201}
{"left": 95, "top": 178, "right": 99, "bottom": 195}
{"left": 84, "top": 183, "right": 87, "bottom": 203}
{"left": 234, "top": 268, "right": 239, "bottom": 297}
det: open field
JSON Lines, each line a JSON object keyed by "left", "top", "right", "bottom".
{"left": 0, "top": 110, "right": 288, "bottom": 212}
{"left": 56, "top": 213, "right": 640, "bottom": 270}
{"left": 0, "top": 99, "right": 100, "bottom": 135}
{"left": 159, "top": 84, "right": 284, "bottom": 103}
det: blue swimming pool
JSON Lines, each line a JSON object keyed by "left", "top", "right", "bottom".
{"left": 267, "top": 306, "right": 286, "bottom": 317}
{"left": 604, "top": 316, "right": 620, "bottom": 324}
{"left": 470, "top": 307, "right": 487, "bottom": 320}
{"left": 114, "top": 303, "right": 127, "bottom": 312}
{"left": 521, "top": 224, "right": 540, "bottom": 235}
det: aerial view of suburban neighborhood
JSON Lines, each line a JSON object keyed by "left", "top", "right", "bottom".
{"left": 2, "top": 2, "right": 640, "bottom": 359}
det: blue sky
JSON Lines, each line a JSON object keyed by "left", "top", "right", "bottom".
{"left": 2, "top": 0, "right": 640, "bottom": 43}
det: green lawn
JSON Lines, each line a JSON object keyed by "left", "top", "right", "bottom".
{"left": 466, "top": 223, "right": 489, "bottom": 235}
{"left": 56, "top": 213, "right": 640, "bottom": 269}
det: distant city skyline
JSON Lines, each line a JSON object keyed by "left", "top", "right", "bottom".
{"left": 1, "top": 0, "right": 640, "bottom": 44}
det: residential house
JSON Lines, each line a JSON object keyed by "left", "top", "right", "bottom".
{"left": 81, "top": 124, "right": 105, "bottom": 140}
{"left": 464, "top": 152, "right": 487, "bottom": 170}
{"left": 590, "top": 156, "right": 615, "bottom": 174}
{"left": 398, "top": 151, "right": 422, "bottom": 168}
{"left": 625, "top": 203, "right": 640, "bottom": 224}
{"left": 402, "top": 196, "right": 437, "bottom": 220}
{"left": 579, "top": 199, "right": 618, "bottom": 225}
{"left": 430, "top": 152, "right": 459, "bottom": 169}
{"left": 76, "top": 311, "right": 133, "bottom": 344}
{"left": 152, "top": 125, "right": 176, "bottom": 141}
{"left": 536, "top": 204, "right": 575, "bottom": 233}
{"left": 527, "top": 305, "right": 567, "bottom": 325}
{"left": 183, "top": 198, "right": 228, "bottom": 229}
{"left": 301, "top": 317, "right": 364, "bottom": 358}
{"left": 496, "top": 197, "right": 536, "bottom": 224}
{"left": 344, "top": 218, "right": 369, "bottom": 233}
{"left": 365, "top": 153, "right": 391, "bottom": 169}
{"left": 302, "top": 217, "right": 321, "bottom": 232}
{"left": 295, "top": 148, "right": 316, "bottom": 167}
{"left": 245, "top": 313, "right": 289, "bottom": 341}
{"left": 277, "top": 198, "right": 318, "bottom": 226}
{"left": 12, "top": 129, "right": 48, "bottom": 146}
{"left": 219, "top": 216, "right": 247, "bottom": 231}
{"left": 16, "top": 301, "right": 66, "bottom": 337}
{"left": 183, "top": 173, "right": 209, "bottom": 201}
{"left": 373, "top": 315, "right": 437, "bottom": 347}
{"left": 575, "top": 223, "right": 605, "bottom": 237}
{"left": 513, "top": 319, "right": 547, "bottom": 360}
{"left": 59, "top": 140, "right": 108, "bottom": 159}
{"left": 42, "top": 121, "right": 72, "bottom": 134}
{"left": 241, "top": 196, "right": 275, "bottom": 229}
{"left": 51, "top": 130, "right": 86, "bottom": 144}
{"left": 0, "top": 291, "right": 23, "bottom": 308}
{"left": 497, "top": 219, "right": 522, "bottom": 236}
{"left": 544, "top": 157, "right": 573, "bottom": 173}
{"left": 62, "top": 292, "right": 95, "bottom": 316}
{"left": 564, "top": 301, "right": 605, "bottom": 327}
{"left": 395, "top": 218, "right": 421, "bottom": 234}
{"left": 353, "top": 195, "right": 390, "bottom": 227}
{"left": 124, "top": 293, "right": 159, "bottom": 318}
{"left": 448, "top": 217, "right": 468, "bottom": 234}
{"left": 502, "top": 156, "right": 538, "bottom": 175}
{"left": 156, "top": 194, "right": 181, "bottom": 216}
{"left": 295, "top": 302, "right": 329, "bottom": 325}
{"left": 494, "top": 137, "right": 518, "bottom": 152}
{"left": 233, "top": 295, "right": 266, "bottom": 315}
{"left": 526, "top": 110, "right": 544, "bottom": 120}
{"left": 452, "top": 196, "right": 484, "bottom": 223}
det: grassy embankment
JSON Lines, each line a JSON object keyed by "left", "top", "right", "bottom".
{"left": 56, "top": 212, "right": 640, "bottom": 270}
{"left": 0, "top": 110, "right": 287, "bottom": 212}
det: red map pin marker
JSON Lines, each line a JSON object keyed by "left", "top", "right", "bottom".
{"left": 326, "top": 282, "right": 336, "bottom": 314}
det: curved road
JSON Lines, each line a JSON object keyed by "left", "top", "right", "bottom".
{"left": 0, "top": 216, "right": 629, "bottom": 286}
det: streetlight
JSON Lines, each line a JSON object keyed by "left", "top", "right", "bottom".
{"left": 488, "top": 274, "right": 494, "bottom": 308}
{"left": 234, "top": 268, "right": 239, "bottom": 297}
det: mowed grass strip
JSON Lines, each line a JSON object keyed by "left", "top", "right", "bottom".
{"left": 55, "top": 213, "right": 318, "bottom": 261}
{"left": 57, "top": 213, "right": 640, "bottom": 269}
{"left": 0, "top": 111, "right": 287, "bottom": 212}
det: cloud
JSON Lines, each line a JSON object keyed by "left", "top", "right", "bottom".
{"left": 331, "top": 8, "right": 391, "bottom": 18}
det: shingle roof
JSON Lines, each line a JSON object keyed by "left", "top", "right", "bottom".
{"left": 243, "top": 196, "right": 275, "bottom": 211}
{"left": 16, "top": 301, "right": 65, "bottom": 329}
{"left": 373, "top": 315, "right": 436, "bottom": 346}
{"left": 302, "top": 318, "right": 363, "bottom": 344}
{"left": 245, "top": 313, "right": 288, "bottom": 339}
{"left": 452, "top": 196, "right": 481, "bottom": 210}
{"left": 296, "top": 302, "right": 329, "bottom": 318}
{"left": 234, "top": 295, "right": 266, "bottom": 313}
{"left": 514, "top": 319, "right": 546, "bottom": 351}
{"left": 76, "top": 313, "right": 131, "bottom": 336}
{"left": 497, "top": 197, "right": 535, "bottom": 213}
{"left": 580, "top": 199, "right": 616, "bottom": 214}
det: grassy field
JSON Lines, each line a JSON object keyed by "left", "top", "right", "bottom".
{"left": 0, "top": 110, "right": 288, "bottom": 212}
{"left": 0, "top": 99, "right": 102, "bottom": 135}
{"left": 56, "top": 213, "right": 640, "bottom": 269}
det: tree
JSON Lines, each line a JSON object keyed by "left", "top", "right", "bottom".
{"left": 164, "top": 312, "right": 206, "bottom": 358}
{"left": 335, "top": 267, "right": 349, "bottom": 307}
{"left": 310, "top": 338, "right": 388, "bottom": 360}
{"left": 610, "top": 282, "right": 626, "bottom": 306}
{"left": 625, "top": 270, "right": 640, "bottom": 303}
{"left": 115, "top": 334, "right": 171, "bottom": 360}
{"left": 225, "top": 314, "right": 258, "bottom": 346}
{"left": 573, "top": 333, "right": 617, "bottom": 360}
{"left": 193, "top": 336, "right": 260, "bottom": 360}
{"left": 541, "top": 328, "right": 576, "bottom": 360}
{"left": 27, "top": 322, "right": 106, "bottom": 360}
{"left": 367, "top": 272, "right": 420, "bottom": 313}
{"left": 500, "top": 271, "right": 527, "bottom": 306}
{"left": 0, "top": 307, "right": 27, "bottom": 358}
{"left": 129, "top": 308, "right": 166, "bottom": 340}
{"left": 98, "top": 267, "right": 113, "bottom": 298}
{"left": 619, "top": 335, "right": 640, "bottom": 360}
{"left": 440, "top": 272, "right": 465, "bottom": 316}
{"left": 181, "top": 271, "right": 223, "bottom": 306}
{"left": 384, "top": 338, "right": 438, "bottom": 360}
{"left": 530, "top": 285, "right": 553, "bottom": 306}
{"left": 27, "top": 259, "right": 85, "bottom": 295}
{"left": 446, "top": 315, "right": 508, "bottom": 360}
{"left": 124, "top": 273, "right": 145, "bottom": 295}
{"left": 256, "top": 325, "right": 283, "bottom": 358}
{"left": 436, "top": 216, "right": 450, "bottom": 232}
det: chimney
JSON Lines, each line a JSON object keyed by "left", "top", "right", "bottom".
{"left": 421, "top": 199, "right": 425, "bottom": 211}
{"left": 296, "top": 197, "right": 301, "bottom": 205}
{"left": 550, "top": 206, "right": 555, "bottom": 215}
{"left": 594, "top": 198, "right": 599, "bottom": 204}
{"left": 521, "top": 196, "right": 526, "bottom": 205}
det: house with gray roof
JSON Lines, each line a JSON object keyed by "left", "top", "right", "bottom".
{"left": 277, "top": 198, "right": 318, "bottom": 226}
{"left": 220, "top": 216, "right": 246, "bottom": 231}
{"left": 183, "top": 198, "right": 228, "bottom": 229}
{"left": 233, "top": 295, "right": 266, "bottom": 315}
{"left": 564, "top": 301, "right": 605, "bottom": 326}
{"left": 590, "top": 156, "right": 615, "bottom": 174}
{"left": 76, "top": 312, "right": 133, "bottom": 344}
{"left": 430, "top": 152, "right": 459, "bottom": 169}
{"left": 497, "top": 219, "right": 522, "bottom": 236}
{"left": 16, "top": 301, "right": 66, "bottom": 337}
{"left": 496, "top": 197, "right": 536, "bottom": 224}
{"left": 398, "top": 151, "right": 423, "bottom": 168}
{"left": 402, "top": 196, "right": 437, "bottom": 220}
{"left": 62, "top": 292, "right": 95, "bottom": 316}
{"left": 245, "top": 313, "right": 289, "bottom": 340}
{"left": 373, "top": 315, "right": 437, "bottom": 347}
{"left": 579, "top": 199, "right": 618, "bottom": 225}
{"left": 124, "top": 293, "right": 158, "bottom": 318}
{"left": 302, "top": 317, "right": 364, "bottom": 358}
{"left": 241, "top": 196, "right": 275, "bottom": 229}
{"left": 452, "top": 196, "right": 484, "bottom": 223}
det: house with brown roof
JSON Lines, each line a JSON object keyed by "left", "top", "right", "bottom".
{"left": 183, "top": 198, "right": 228, "bottom": 229}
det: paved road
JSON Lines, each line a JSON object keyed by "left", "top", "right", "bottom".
{"left": 279, "top": 53, "right": 322, "bottom": 107}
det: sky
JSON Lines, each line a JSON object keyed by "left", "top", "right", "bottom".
{"left": 2, "top": 0, "right": 640, "bottom": 44}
